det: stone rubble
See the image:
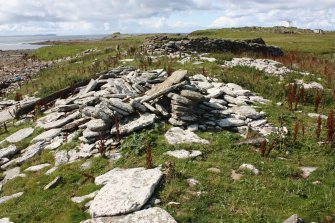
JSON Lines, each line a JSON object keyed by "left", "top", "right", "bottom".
{"left": 0, "top": 66, "right": 278, "bottom": 222}
{"left": 1, "top": 67, "right": 275, "bottom": 154}
{"left": 142, "top": 36, "right": 283, "bottom": 56}
{"left": 0, "top": 48, "right": 100, "bottom": 94}
{"left": 0, "top": 67, "right": 276, "bottom": 164}
{"left": 1, "top": 141, "right": 44, "bottom": 169}
{"left": 0, "top": 192, "right": 24, "bottom": 204}
{"left": 222, "top": 57, "right": 298, "bottom": 77}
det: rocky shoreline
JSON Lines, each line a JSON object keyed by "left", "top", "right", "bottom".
{"left": 0, "top": 50, "right": 51, "bottom": 94}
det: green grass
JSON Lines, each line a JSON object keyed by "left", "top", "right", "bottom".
{"left": 33, "top": 37, "right": 147, "bottom": 61}
{"left": 190, "top": 28, "right": 335, "bottom": 56}
{"left": 111, "top": 122, "right": 335, "bottom": 222}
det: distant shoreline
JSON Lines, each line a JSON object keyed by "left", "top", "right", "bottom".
{"left": 0, "top": 34, "right": 108, "bottom": 51}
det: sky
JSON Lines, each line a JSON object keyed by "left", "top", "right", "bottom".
{"left": 0, "top": 0, "right": 334, "bottom": 36}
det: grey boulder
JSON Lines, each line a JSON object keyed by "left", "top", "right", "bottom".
{"left": 165, "top": 127, "right": 209, "bottom": 145}
{"left": 90, "top": 168, "right": 163, "bottom": 217}
{"left": 32, "top": 128, "right": 62, "bottom": 143}
{"left": 5, "top": 127, "right": 34, "bottom": 143}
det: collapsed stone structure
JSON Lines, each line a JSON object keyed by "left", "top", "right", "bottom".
{"left": 0, "top": 66, "right": 279, "bottom": 222}
{"left": 142, "top": 36, "right": 284, "bottom": 57}
{"left": 0, "top": 66, "right": 278, "bottom": 173}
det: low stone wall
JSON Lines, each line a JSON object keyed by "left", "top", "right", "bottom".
{"left": 142, "top": 36, "right": 284, "bottom": 57}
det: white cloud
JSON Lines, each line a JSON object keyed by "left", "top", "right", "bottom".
{"left": 212, "top": 16, "right": 243, "bottom": 28}
{"left": 0, "top": 0, "right": 334, "bottom": 35}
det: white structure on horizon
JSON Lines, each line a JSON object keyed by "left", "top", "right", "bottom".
{"left": 286, "top": 20, "right": 293, "bottom": 27}
{"left": 313, "top": 29, "right": 324, "bottom": 34}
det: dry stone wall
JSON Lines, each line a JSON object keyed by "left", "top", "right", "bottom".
{"left": 142, "top": 36, "right": 284, "bottom": 57}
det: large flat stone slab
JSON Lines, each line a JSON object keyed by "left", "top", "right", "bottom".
{"left": 165, "top": 127, "right": 209, "bottom": 145}
{"left": 2, "top": 167, "right": 26, "bottom": 184}
{"left": 165, "top": 150, "right": 202, "bottom": 159}
{"left": 0, "top": 107, "right": 15, "bottom": 124}
{"left": 24, "top": 163, "right": 51, "bottom": 172}
{"left": 86, "top": 119, "right": 109, "bottom": 132}
{"left": 32, "top": 128, "right": 62, "bottom": 143}
{"left": 0, "top": 145, "right": 18, "bottom": 159}
{"left": 14, "top": 142, "right": 44, "bottom": 165}
{"left": 82, "top": 79, "right": 98, "bottom": 94}
{"left": 232, "top": 106, "right": 261, "bottom": 119}
{"left": 107, "top": 98, "right": 134, "bottom": 114}
{"left": 146, "top": 70, "right": 187, "bottom": 96}
{"left": 40, "top": 111, "right": 80, "bottom": 130}
{"left": 111, "top": 113, "right": 156, "bottom": 135}
{"left": 90, "top": 168, "right": 163, "bottom": 217}
{"left": 5, "top": 127, "right": 34, "bottom": 143}
{"left": 82, "top": 207, "right": 177, "bottom": 223}
{"left": 36, "top": 112, "right": 65, "bottom": 128}
{"left": 218, "top": 118, "right": 245, "bottom": 128}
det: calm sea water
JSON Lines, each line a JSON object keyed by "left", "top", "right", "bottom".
{"left": 0, "top": 35, "right": 107, "bottom": 51}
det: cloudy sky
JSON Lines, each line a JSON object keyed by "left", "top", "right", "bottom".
{"left": 0, "top": 0, "right": 334, "bottom": 35}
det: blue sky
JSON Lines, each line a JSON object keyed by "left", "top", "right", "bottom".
{"left": 0, "top": 0, "right": 334, "bottom": 35}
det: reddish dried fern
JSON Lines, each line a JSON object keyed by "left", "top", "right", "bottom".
{"left": 146, "top": 142, "right": 153, "bottom": 169}
{"left": 316, "top": 116, "right": 322, "bottom": 140}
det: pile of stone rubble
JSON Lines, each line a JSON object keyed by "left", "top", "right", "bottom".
{"left": 142, "top": 36, "right": 284, "bottom": 57}
{"left": 221, "top": 57, "right": 311, "bottom": 77}
{"left": 0, "top": 66, "right": 278, "bottom": 170}
{"left": 40, "top": 67, "right": 275, "bottom": 144}
{"left": 0, "top": 66, "right": 279, "bottom": 222}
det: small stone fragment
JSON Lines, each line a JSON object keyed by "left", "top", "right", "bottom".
{"left": 187, "top": 178, "right": 200, "bottom": 187}
{"left": 24, "top": 163, "right": 51, "bottom": 172}
{"left": 0, "top": 192, "right": 24, "bottom": 204}
{"left": 239, "top": 164, "right": 259, "bottom": 175}
{"left": 44, "top": 176, "right": 62, "bottom": 190}
{"left": 300, "top": 166, "right": 317, "bottom": 178}
{"left": 165, "top": 150, "right": 202, "bottom": 159}
{"left": 283, "top": 214, "right": 305, "bottom": 223}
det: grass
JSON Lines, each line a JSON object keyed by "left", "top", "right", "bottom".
{"left": 1, "top": 29, "right": 335, "bottom": 222}
{"left": 190, "top": 28, "right": 335, "bottom": 56}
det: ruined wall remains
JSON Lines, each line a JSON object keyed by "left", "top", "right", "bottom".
{"left": 142, "top": 36, "right": 284, "bottom": 57}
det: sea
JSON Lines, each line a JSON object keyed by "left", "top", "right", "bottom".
{"left": 0, "top": 34, "right": 107, "bottom": 51}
